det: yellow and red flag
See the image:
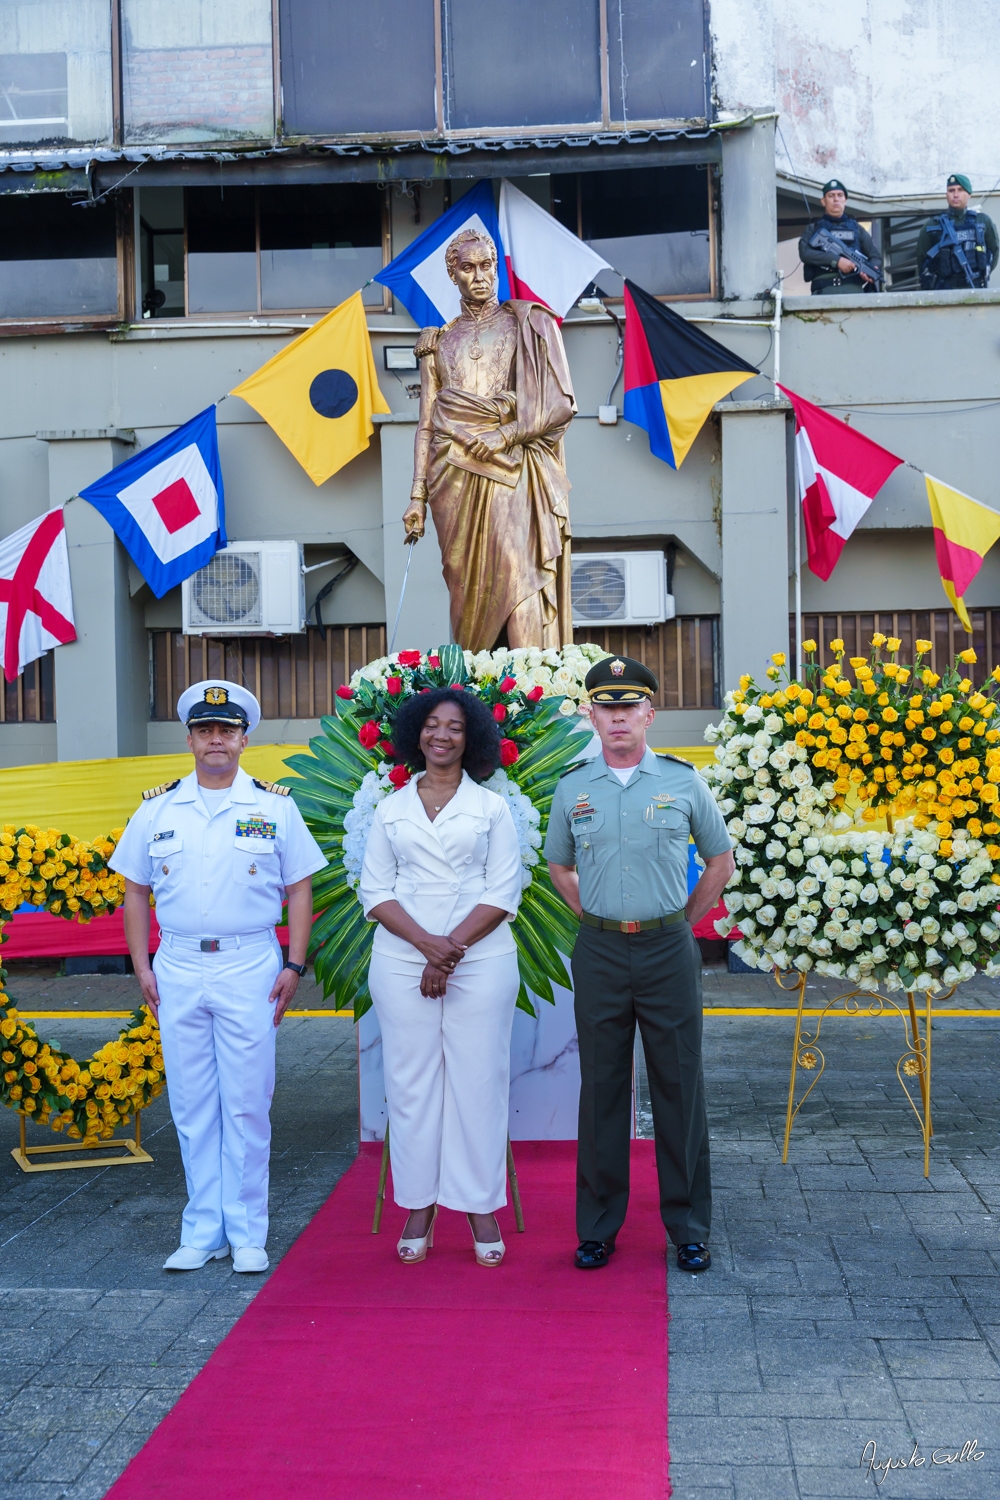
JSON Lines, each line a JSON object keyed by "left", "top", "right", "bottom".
{"left": 925, "top": 474, "right": 1000, "bottom": 631}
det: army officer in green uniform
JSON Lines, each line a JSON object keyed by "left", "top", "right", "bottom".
{"left": 545, "top": 656, "right": 734, "bottom": 1272}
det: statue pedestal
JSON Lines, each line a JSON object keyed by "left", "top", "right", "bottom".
{"left": 358, "top": 978, "right": 636, "bottom": 1142}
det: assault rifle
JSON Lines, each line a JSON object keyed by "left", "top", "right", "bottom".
{"left": 810, "top": 227, "right": 883, "bottom": 291}
{"left": 923, "top": 214, "right": 977, "bottom": 289}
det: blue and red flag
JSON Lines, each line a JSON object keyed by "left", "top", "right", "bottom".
{"left": 78, "top": 406, "right": 226, "bottom": 598}
{"left": 622, "top": 280, "right": 759, "bottom": 469}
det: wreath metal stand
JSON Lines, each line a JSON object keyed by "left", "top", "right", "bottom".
{"left": 372, "top": 1120, "right": 525, "bottom": 1234}
{"left": 778, "top": 968, "right": 952, "bottom": 1178}
{"left": 11, "top": 1110, "right": 153, "bottom": 1173}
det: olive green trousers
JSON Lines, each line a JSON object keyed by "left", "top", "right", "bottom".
{"left": 571, "top": 921, "right": 711, "bottom": 1245}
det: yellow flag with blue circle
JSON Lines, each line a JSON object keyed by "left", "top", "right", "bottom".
{"left": 230, "top": 291, "right": 390, "bottom": 486}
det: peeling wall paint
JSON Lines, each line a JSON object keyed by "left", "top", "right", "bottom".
{"left": 711, "top": 0, "right": 1000, "bottom": 201}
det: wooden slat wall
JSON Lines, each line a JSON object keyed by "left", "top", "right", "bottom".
{"left": 150, "top": 627, "right": 388, "bottom": 721}
{"left": 573, "top": 618, "right": 720, "bottom": 709}
{"left": 0, "top": 652, "right": 55, "bottom": 723}
{"left": 790, "top": 610, "right": 1000, "bottom": 689}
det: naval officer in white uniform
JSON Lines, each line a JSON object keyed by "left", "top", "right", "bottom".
{"left": 112, "top": 680, "right": 327, "bottom": 1273}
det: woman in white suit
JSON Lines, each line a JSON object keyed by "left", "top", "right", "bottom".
{"left": 360, "top": 687, "right": 523, "bottom": 1266}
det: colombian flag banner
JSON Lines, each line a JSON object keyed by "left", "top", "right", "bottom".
{"left": 622, "top": 280, "right": 759, "bottom": 469}
{"left": 231, "top": 291, "right": 390, "bottom": 486}
{"left": 925, "top": 474, "right": 1000, "bottom": 632}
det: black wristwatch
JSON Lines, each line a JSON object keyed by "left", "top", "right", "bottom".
{"left": 283, "top": 960, "right": 306, "bottom": 976}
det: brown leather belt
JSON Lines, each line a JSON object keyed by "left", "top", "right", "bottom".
{"left": 580, "top": 910, "right": 687, "bottom": 934}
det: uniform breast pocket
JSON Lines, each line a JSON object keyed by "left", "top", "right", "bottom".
{"left": 233, "top": 837, "right": 277, "bottom": 887}
{"left": 148, "top": 836, "right": 182, "bottom": 883}
{"left": 571, "top": 809, "right": 604, "bottom": 861}
{"left": 644, "top": 807, "right": 688, "bottom": 857}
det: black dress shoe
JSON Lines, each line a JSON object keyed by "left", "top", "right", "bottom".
{"left": 574, "top": 1238, "right": 616, "bottom": 1269}
{"left": 675, "top": 1242, "right": 711, "bottom": 1273}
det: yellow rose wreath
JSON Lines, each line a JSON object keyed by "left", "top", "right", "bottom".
{"left": 705, "top": 639, "right": 1000, "bottom": 992}
{"left": 0, "top": 822, "right": 164, "bottom": 1142}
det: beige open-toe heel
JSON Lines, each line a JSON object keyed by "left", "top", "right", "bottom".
{"left": 397, "top": 1206, "right": 437, "bottom": 1264}
{"left": 470, "top": 1215, "right": 505, "bottom": 1267}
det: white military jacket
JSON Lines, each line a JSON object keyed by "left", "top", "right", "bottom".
{"left": 110, "top": 766, "right": 327, "bottom": 936}
{"left": 359, "top": 771, "right": 523, "bottom": 963}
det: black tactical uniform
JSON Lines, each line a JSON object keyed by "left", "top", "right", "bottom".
{"left": 799, "top": 209, "right": 881, "bottom": 295}
{"left": 917, "top": 209, "right": 998, "bottom": 290}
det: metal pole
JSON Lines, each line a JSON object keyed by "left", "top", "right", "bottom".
{"left": 794, "top": 482, "right": 802, "bottom": 681}
{"left": 388, "top": 537, "right": 416, "bottom": 655}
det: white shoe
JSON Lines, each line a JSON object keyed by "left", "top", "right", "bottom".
{"left": 397, "top": 1206, "right": 437, "bottom": 1264}
{"left": 163, "top": 1244, "right": 230, "bottom": 1271}
{"left": 232, "top": 1246, "right": 269, "bottom": 1273}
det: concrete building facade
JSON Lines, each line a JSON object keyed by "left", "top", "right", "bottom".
{"left": 1, "top": 2, "right": 998, "bottom": 767}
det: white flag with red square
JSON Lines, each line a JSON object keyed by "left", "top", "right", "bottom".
{"left": 0, "top": 507, "right": 76, "bottom": 683}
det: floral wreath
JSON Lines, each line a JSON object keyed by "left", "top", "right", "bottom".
{"left": 285, "top": 642, "right": 607, "bottom": 1017}
{"left": 704, "top": 635, "right": 1000, "bottom": 993}
{"left": 0, "top": 823, "right": 165, "bottom": 1141}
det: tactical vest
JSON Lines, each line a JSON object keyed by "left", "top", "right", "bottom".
{"left": 811, "top": 215, "right": 864, "bottom": 251}
{"left": 923, "top": 212, "right": 990, "bottom": 285}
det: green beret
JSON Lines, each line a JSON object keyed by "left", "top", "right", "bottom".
{"left": 585, "top": 655, "right": 659, "bottom": 703}
{"left": 947, "top": 173, "right": 972, "bottom": 194}
{"left": 822, "top": 179, "right": 848, "bottom": 196}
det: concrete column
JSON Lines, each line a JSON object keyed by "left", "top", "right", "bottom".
{"left": 42, "top": 432, "right": 148, "bottom": 762}
{"left": 720, "top": 405, "right": 789, "bottom": 692}
{"left": 720, "top": 117, "right": 777, "bottom": 301}
{"left": 378, "top": 417, "right": 452, "bottom": 653}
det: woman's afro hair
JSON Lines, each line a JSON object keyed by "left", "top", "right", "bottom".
{"left": 391, "top": 687, "right": 501, "bottom": 782}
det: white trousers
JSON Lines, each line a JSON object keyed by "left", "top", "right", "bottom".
{"left": 370, "top": 950, "right": 519, "bottom": 1215}
{"left": 154, "top": 934, "right": 282, "bottom": 1250}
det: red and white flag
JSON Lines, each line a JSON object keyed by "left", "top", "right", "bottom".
{"left": 778, "top": 384, "right": 904, "bottom": 580}
{"left": 499, "top": 179, "right": 612, "bottom": 319}
{"left": 0, "top": 508, "right": 76, "bottom": 683}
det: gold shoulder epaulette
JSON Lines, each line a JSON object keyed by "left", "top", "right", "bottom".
{"left": 253, "top": 778, "right": 290, "bottom": 796}
{"left": 142, "top": 779, "right": 180, "bottom": 801}
{"left": 414, "top": 326, "right": 442, "bottom": 359}
{"left": 655, "top": 753, "right": 695, "bottom": 770}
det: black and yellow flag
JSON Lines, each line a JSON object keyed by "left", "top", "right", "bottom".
{"left": 231, "top": 291, "right": 390, "bottom": 486}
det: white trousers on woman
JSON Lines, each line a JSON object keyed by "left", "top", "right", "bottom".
{"left": 369, "top": 949, "right": 519, "bottom": 1215}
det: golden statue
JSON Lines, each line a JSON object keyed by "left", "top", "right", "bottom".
{"left": 402, "top": 228, "right": 576, "bottom": 652}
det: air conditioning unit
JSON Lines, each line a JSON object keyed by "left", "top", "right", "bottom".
{"left": 182, "top": 541, "right": 306, "bottom": 635}
{"left": 571, "top": 551, "right": 675, "bottom": 627}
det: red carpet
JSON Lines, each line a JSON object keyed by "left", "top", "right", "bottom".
{"left": 107, "top": 1142, "right": 669, "bottom": 1500}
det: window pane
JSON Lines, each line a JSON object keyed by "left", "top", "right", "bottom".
{"left": 0, "top": 0, "right": 112, "bottom": 145}
{"left": 137, "top": 186, "right": 185, "bottom": 317}
{"left": 186, "top": 186, "right": 256, "bottom": 313}
{"left": 122, "top": 0, "right": 273, "bottom": 144}
{"left": 259, "top": 185, "right": 383, "bottom": 310}
{"left": 444, "top": 0, "right": 601, "bottom": 129}
{"left": 0, "top": 193, "right": 117, "bottom": 317}
{"left": 607, "top": 0, "right": 708, "bottom": 124}
{"left": 279, "top": 0, "right": 435, "bottom": 136}
{"left": 553, "top": 165, "right": 711, "bottom": 297}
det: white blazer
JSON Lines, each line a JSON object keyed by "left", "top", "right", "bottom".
{"left": 360, "top": 771, "right": 523, "bottom": 963}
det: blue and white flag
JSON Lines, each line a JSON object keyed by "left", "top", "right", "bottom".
{"left": 375, "top": 179, "right": 510, "bottom": 326}
{"left": 78, "top": 406, "right": 226, "bottom": 598}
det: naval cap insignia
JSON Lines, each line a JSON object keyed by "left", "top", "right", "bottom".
{"left": 610, "top": 659, "right": 625, "bottom": 677}
{"left": 205, "top": 686, "right": 228, "bottom": 705}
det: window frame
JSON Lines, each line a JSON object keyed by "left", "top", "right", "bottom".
{"left": 278, "top": 0, "right": 711, "bottom": 145}
{"left": 554, "top": 165, "right": 718, "bottom": 305}
{"left": 136, "top": 184, "right": 393, "bottom": 323}
{"left": 0, "top": 188, "right": 130, "bottom": 334}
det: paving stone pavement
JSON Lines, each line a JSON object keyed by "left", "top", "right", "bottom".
{"left": 648, "top": 968, "right": 1000, "bottom": 1500}
{"left": 5, "top": 964, "right": 1000, "bottom": 1497}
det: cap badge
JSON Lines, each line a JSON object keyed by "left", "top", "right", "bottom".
{"left": 205, "top": 686, "right": 229, "bottom": 705}
{"left": 610, "top": 659, "right": 625, "bottom": 677}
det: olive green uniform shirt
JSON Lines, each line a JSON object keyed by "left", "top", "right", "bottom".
{"left": 544, "top": 746, "right": 732, "bottom": 921}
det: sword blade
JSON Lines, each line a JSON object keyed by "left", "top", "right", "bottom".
{"left": 388, "top": 538, "right": 416, "bottom": 654}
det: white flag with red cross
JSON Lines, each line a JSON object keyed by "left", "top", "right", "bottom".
{"left": 77, "top": 405, "right": 226, "bottom": 598}
{"left": 0, "top": 508, "right": 76, "bottom": 683}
